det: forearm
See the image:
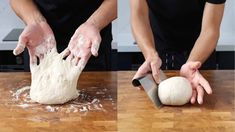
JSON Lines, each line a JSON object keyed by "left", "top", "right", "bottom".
{"left": 187, "top": 2, "right": 224, "bottom": 64}
{"left": 188, "top": 31, "right": 219, "bottom": 63}
{"left": 86, "top": 0, "right": 117, "bottom": 31}
{"left": 130, "top": 0, "right": 157, "bottom": 59}
{"left": 10, "top": 0, "right": 45, "bottom": 25}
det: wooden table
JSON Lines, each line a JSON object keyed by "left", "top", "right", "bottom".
{"left": 118, "top": 70, "right": 235, "bottom": 132}
{"left": 0, "top": 72, "right": 117, "bottom": 132}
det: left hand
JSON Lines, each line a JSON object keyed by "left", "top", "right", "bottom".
{"left": 180, "top": 61, "right": 212, "bottom": 104}
{"left": 62, "top": 21, "right": 101, "bottom": 70}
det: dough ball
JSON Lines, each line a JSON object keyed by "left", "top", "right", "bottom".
{"left": 30, "top": 48, "right": 82, "bottom": 104}
{"left": 158, "top": 76, "right": 192, "bottom": 106}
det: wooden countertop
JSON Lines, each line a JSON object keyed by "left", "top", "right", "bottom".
{"left": 0, "top": 72, "right": 117, "bottom": 132}
{"left": 118, "top": 70, "right": 235, "bottom": 132}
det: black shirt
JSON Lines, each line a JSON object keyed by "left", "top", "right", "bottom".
{"left": 147, "top": 0, "right": 226, "bottom": 52}
{"left": 33, "top": 0, "right": 113, "bottom": 70}
{"left": 34, "top": 0, "right": 112, "bottom": 51}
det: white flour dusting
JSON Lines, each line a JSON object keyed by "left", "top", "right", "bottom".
{"left": 11, "top": 86, "right": 114, "bottom": 113}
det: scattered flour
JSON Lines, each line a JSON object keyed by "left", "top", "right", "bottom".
{"left": 11, "top": 86, "right": 112, "bottom": 113}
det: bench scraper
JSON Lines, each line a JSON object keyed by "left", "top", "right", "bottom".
{"left": 132, "top": 70, "right": 167, "bottom": 108}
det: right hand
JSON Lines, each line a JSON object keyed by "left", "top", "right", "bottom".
{"left": 133, "top": 52, "right": 162, "bottom": 89}
{"left": 62, "top": 21, "right": 101, "bottom": 70}
{"left": 13, "top": 21, "right": 56, "bottom": 65}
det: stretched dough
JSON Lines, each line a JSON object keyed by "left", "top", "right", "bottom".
{"left": 30, "top": 48, "right": 82, "bottom": 104}
{"left": 158, "top": 77, "right": 192, "bottom": 106}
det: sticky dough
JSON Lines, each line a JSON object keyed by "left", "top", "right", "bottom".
{"left": 158, "top": 77, "right": 192, "bottom": 106}
{"left": 30, "top": 48, "right": 82, "bottom": 104}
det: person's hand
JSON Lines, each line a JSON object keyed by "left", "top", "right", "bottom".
{"left": 13, "top": 21, "right": 56, "bottom": 65}
{"left": 133, "top": 53, "right": 162, "bottom": 89}
{"left": 180, "top": 61, "right": 212, "bottom": 104}
{"left": 62, "top": 21, "right": 101, "bottom": 71}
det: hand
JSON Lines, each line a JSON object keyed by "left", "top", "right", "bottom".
{"left": 13, "top": 21, "right": 56, "bottom": 65}
{"left": 180, "top": 61, "right": 212, "bottom": 104}
{"left": 62, "top": 21, "right": 101, "bottom": 71}
{"left": 133, "top": 52, "right": 162, "bottom": 89}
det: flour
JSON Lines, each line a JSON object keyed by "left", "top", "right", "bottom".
{"left": 30, "top": 48, "right": 82, "bottom": 104}
{"left": 11, "top": 86, "right": 109, "bottom": 113}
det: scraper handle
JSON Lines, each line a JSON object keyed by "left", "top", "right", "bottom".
{"left": 132, "top": 78, "right": 141, "bottom": 87}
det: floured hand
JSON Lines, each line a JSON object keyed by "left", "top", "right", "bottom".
{"left": 62, "top": 21, "right": 102, "bottom": 71}
{"left": 13, "top": 21, "right": 56, "bottom": 66}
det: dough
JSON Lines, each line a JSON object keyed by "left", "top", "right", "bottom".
{"left": 30, "top": 48, "right": 82, "bottom": 104}
{"left": 158, "top": 76, "right": 192, "bottom": 106}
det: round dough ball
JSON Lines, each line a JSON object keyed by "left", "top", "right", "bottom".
{"left": 158, "top": 76, "right": 192, "bottom": 106}
{"left": 30, "top": 48, "right": 81, "bottom": 104}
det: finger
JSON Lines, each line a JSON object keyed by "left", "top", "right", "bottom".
{"left": 198, "top": 74, "right": 212, "bottom": 94}
{"left": 13, "top": 36, "right": 27, "bottom": 55}
{"left": 28, "top": 49, "right": 37, "bottom": 65}
{"left": 196, "top": 85, "right": 204, "bottom": 104}
{"left": 189, "top": 61, "right": 201, "bottom": 70}
{"left": 190, "top": 90, "right": 197, "bottom": 104}
{"left": 68, "top": 36, "right": 77, "bottom": 50}
{"left": 30, "top": 55, "right": 37, "bottom": 65}
{"left": 91, "top": 38, "right": 101, "bottom": 57}
{"left": 66, "top": 54, "right": 74, "bottom": 62}
{"left": 61, "top": 48, "right": 70, "bottom": 58}
{"left": 72, "top": 57, "right": 80, "bottom": 66}
{"left": 151, "top": 64, "right": 160, "bottom": 84}
{"left": 77, "top": 58, "right": 88, "bottom": 71}
{"left": 71, "top": 47, "right": 81, "bottom": 57}
{"left": 133, "top": 62, "right": 150, "bottom": 80}
{"left": 46, "top": 35, "right": 56, "bottom": 49}
{"left": 39, "top": 54, "right": 44, "bottom": 61}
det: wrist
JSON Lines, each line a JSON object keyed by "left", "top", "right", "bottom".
{"left": 86, "top": 19, "right": 102, "bottom": 31}
{"left": 25, "top": 12, "right": 46, "bottom": 25}
{"left": 144, "top": 50, "right": 159, "bottom": 61}
{"left": 181, "top": 61, "right": 202, "bottom": 71}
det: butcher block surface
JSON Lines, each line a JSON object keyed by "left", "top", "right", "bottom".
{"left": 118, "top": 70, "right": 235, "bottom": 132}
{"left": 0, "top": 72, "right": 117, "bottom": 132}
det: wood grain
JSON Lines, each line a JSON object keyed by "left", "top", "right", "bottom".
{"left": 118, "top": 70, "right": 235, "bottom": 132}
{"left": 0, "top": 72, "right": 117, "bottom": 132}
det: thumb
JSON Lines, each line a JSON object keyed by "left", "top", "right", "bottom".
{"left": 13, "top": 36, "right": 27, "bottom": 55}
{"left": 189, "top": 61, "right": 201, "bottom": 70}
{"left": 61, "top": 48, "right": 70, "bottom": 58}
{"left": 91, "top": 38, "right": 101, "bottom": 57}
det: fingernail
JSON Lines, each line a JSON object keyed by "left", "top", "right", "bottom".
{"left": 191, "top": 98, "right": 195, "bottom": 104}
{"left": 13, "top": 49, "right": 18, "bottom": 55}
{"left": 93, "top": 52, "right": 98, "bottom": 57}
{"left": 198, "top": 99, "right": 203, "bottom": 104}
{"left": 209, "top": 90, "right": 212, "bottom": 94}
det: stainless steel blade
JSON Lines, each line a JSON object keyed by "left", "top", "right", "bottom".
{"left": 132, "top": 70, "right": 167, "bottom": 108}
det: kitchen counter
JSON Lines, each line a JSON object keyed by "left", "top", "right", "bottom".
{"left": 0, "top": 72, "right": 117, "bottom": 131}
{"left": 117, "top": 42, "right": 235, "bottom": 52}
{"left": 118, "top": 70, "right": 235, "bottom": 132}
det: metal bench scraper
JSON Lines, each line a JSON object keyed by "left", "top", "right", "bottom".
{"left": 132, "top": 70, "right": 167, "bottom": 108}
